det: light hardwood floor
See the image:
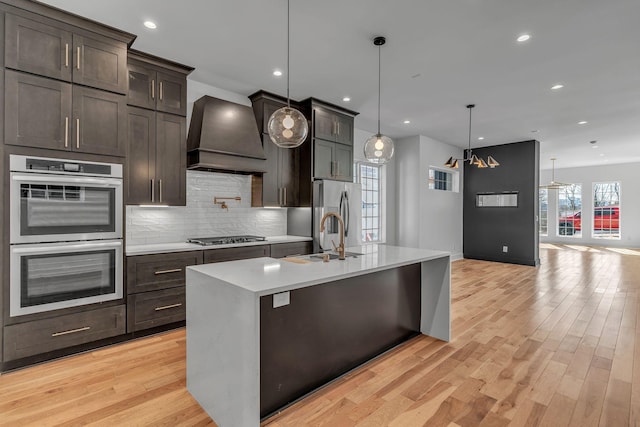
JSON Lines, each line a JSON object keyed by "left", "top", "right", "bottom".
{"left": 1, "top": 244, "right": 638, "bottom": 426}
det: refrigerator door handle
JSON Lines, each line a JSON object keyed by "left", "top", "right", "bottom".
{"left": 342, "top": 191, "right": 350, "bottom": 237}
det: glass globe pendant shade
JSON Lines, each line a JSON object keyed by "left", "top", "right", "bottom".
{"left": 364, "top": 133, "right": 394, "bottom": 164}
{"left": 267, "top": 106, "right": 309, "bottom": 148}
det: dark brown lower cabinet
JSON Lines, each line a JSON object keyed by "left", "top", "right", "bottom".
{"left": 3, "top": 305, "right": 126, "bottom": 362}
{"left": 203, "top": 245, "right": 271, "bottom": 263}
{"left": 126, "top": 251, "right": 202, "bottom": 333}
{"left": 127, "top": 287, "right": 186, "bottom": 332}
{"left": 270, "top": 241, "right": 313, "bottom": 258}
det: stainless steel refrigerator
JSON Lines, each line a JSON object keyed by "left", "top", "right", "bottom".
{"left": 313, "top": 180, "right": 362, "bottom": 252}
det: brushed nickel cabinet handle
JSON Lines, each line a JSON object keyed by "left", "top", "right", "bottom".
{"left": 52, "top": 326, "right": 90, "bottom": 337}
{"left": 76, "top": 46, "right": 80, "bottom": 70}
{"left": 151, "top": 79, "right": 155, "bottom": 99}
{"left": 151, "top": 179, "right": 155, "bottom": 203}
{"left": 154, "top": 268, "right": 182, "bottom": 275}
{"left": 64, "top": 117, "right": 69, "bottom": 147}
{"left": 159, "top": 81, "right": 163, "bottom": 101}
{"left": 65, "top": 44, "right": 69, "bottom": 68}
{"left": 159, "top": 179, "right": 163, "bottom": 203}
{"left": 337, "top": 122, "right": 340, "bottom": 135}
{"left": 76, "top": 118, "right": 80, "bottom": 148}
{"left": 155, "top": 303, "right": 182, "bottom": 311}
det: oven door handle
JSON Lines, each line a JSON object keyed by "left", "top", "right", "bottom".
{"left": 11, "top": 240, "right": 122, "bottom": 254}
{"left": 11, "top": 174, "right": 122, "bottom": 187}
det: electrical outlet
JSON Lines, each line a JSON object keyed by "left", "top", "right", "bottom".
{"left": 273, "top": 291, "right": 290, "bottom": 308}
{"left": 502, "top": 246, "right": 509, "bottom": 253}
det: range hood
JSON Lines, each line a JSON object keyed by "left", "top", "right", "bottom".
{"left": 187, "top": 95, "right": 266, "bottom": 173}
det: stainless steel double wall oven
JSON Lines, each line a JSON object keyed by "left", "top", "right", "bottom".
{"left": 9, "top": 155, "right": 123, "bottom": 317}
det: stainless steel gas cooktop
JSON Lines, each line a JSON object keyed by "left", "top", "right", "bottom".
{"left": 187, "top": 235, "right": 266, "bottom": 246}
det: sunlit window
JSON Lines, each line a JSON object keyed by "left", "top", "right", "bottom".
{"left": 539, "top": 189, "right": 548, "bottom": 236}
{"left": 593, "top": 182, "right": 620, "bottom": 239}
{"left": 357, "top": 163, "right": 382, "bottom": 242}
{"left": 558, "top": 184, "right": 582, "bottom": 237}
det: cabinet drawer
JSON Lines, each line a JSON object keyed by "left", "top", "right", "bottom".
{"left": 270, "top": 242, "right": 313, "bottom": 258}
{"left": 3, "top": 305, "right": 125, "bottom": 362}
{"left": 204, "top": 245, "right": 270, "bottom": 263}
{"left": 127, "top": 287, "right": 185, "bottom": 332}
{"left": 127, "top": 251, "right": 202, "bottom": 294}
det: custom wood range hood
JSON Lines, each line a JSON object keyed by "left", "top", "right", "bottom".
{"left": 186, "top": 95, "right": 267, "bottom": 174}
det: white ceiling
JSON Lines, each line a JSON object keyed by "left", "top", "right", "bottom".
{"left": 39, "top": 0, "right": 640, "bottom": 170}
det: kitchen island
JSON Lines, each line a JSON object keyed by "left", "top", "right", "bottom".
{"left": 186, "top": 245, "right": 450, "bottom": 427}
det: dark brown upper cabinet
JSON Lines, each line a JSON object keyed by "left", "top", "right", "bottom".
{"left": 249, "top": 91, "right": 305, "bottom": 207}
{"left": 5, "top": 70, "right": 126, "bottom": 156}
{"left": 127, "top": 50, "right": 193, "bottom": 116}
{"left": 125, "top": 52, "right": 192, "bottom": 206}
{"left": 311, "top": 105, "right": 355, "bottom": 146}
{"left": 5, "top": 14, "right": 128, "bottom": 94}
{"left": 127, "top": 107, "right": 186, "bottom": 206}
{"left": 300, "top": 98, "right": 358, "bottom": 183}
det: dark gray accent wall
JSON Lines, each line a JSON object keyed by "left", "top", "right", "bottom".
{"left": 463, "top": 140, "right": 540, "bottom": 266}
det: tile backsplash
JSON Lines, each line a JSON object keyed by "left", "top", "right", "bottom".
{"left": 126, "top": 171, "right": 287, "bottom": 245}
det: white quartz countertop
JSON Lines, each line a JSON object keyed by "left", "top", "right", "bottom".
{"left": 126, "top": 235, "right": 312, "bottom": 256}
{"left": 187, "top": 245, "right": 449, "bottom": 296}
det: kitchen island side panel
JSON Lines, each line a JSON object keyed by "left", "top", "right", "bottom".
{"left": 420, "top": 255, "right": 451, "bottom": 341}
{"left": 186, "top": 269, "right": 260, "bottom": 427}
{"left": 259, "top": 264, "right": 421, "bottom": 418}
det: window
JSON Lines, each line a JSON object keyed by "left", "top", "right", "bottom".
{"left": 357, "top": 163, "right": 382, "bottom": 242}
{"left": 593, "top": 182, "right": 620, "bottom": 239}
{"left": 539, "top": 189, "right": 548, "bottom": 236}
{"left": 428, "top": 167, "right": 459, "bottom": 192}
{"left": 558, "top": 184, "right": 582, "bottom": 237}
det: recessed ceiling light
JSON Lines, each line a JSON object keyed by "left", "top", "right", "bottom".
{"left": 273, "top": 70, "right": 283, "bottom": 77}
{"left": 342, "top": 96, "right": 351, "bottom": 102}
{"left": 478, "top": 136, "right": 484, "bottom": 140}
{"left": 143, "top": 21, "right": 157, "bottom": 29}
{"left": 517, "top": 34, "right": 530, "bottom": 42}
{"left": 551, "top": 84, "right": 564, "bottom": 90}
{"left": 403, "top": 120, "right": 410, "bottom": 124}
{"left": 592, "top": 145, "right": 599, "bottom": 149}
{"left": 578, "top": 121, "right": 588, "bottom": 125}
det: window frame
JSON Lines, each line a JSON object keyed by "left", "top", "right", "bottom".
{"left": 591, "top": 181, "right": 621, "bottom": 240}
{"left": 428, "top": 166, "right": 460, "bottom": 193}
{"left": 557, "top": 183, "right": 582, "bottom": 238}
{"left": 355, "top": 161, "right": 385, "bottom": 244}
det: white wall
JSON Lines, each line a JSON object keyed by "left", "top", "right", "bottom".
{"left": 395, "top": 135, "right": 464, "bottom": 259}
{"left": 540, "top": 162, "right": 640, "bottom": 248}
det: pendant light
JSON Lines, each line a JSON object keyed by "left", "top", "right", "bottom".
{"left": 364, "top": 36, "right": 394, "bottom": 164}
{"left": 444, "top": 104, "right": 499, "bottom": 169}
{"left": 540, "top": 158, "right": 569, "bottom": 189}
{"left": 267, "top": 0, "right": 308, "bottom": 148}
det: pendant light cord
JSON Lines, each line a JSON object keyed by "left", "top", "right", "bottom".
{"left": 286, "top": 0, "right": 291, "bottom": 108}
{"left": 467, "top": 105, "right": 473, "bottom": 160}
{"left": 377, "top": 43, "right": 381, "bottom": 135}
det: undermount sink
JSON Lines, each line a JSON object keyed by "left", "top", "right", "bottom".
{"left": 306, "top": 251, "right": 363, "bottom": 261}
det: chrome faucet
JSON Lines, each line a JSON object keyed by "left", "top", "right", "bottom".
{"left": 319, "top": 212, "right": 345, "bottom": 260}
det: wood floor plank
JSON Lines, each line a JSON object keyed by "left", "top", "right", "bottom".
{"left": 1, "top": 244, "right": 638, "bottom": 426}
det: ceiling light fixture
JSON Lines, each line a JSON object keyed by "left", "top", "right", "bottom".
{"left": 273, "top": 70, "right": 282, "bottom": 77}
{"left": 517, "top": 34, "right": 530, "bottom": 42}
{"left": 267, "top": 0, "right": 308, "bottom": 148}
{"left": 540, "top": 158, "right": 569, "bottom": 189}
{"left": 478, "top": 136, "right": 485, "bottom": 140}
{"left": 578, "top": 120, "right": 588, "bottom": 125}
{"left": 143, "top": 21, "right": 157, "bottom": 29}
{"left": 342, "top": 96, "right": 351, "bottom": 102}
{"left": 403, "top": 120, "right": 410, "bottom": 124}
{"left": 551, "top": 84, "right": 564, "bottom": 90}
{"left": 445, "top": 104, "right": 499, "bottom": 170}
{"left": 364, "top": 36, "right": 394, "bottom": 164}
